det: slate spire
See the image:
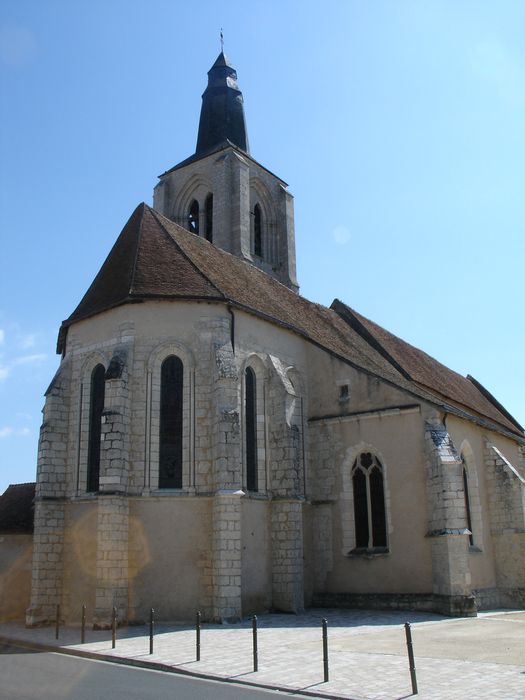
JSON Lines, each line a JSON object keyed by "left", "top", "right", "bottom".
{"left": 195, "top": 52, "right": 250, "bottom": 155}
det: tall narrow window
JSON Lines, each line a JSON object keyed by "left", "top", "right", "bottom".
{"left": 188, "top": 199, "right": 199, "bottom": 235}
{"left": 462, "top": 459, "right": 474, "bottom": 546}
{"left": 245, "top": 367, "right": 258, "bottom": 492}
{"left": 87, "top": 364, "right": 105, "bottom": 492}
{"left": 205, "top": 193, "right": 213, "bottom": 242}
{"left": 351, "top": 452, "right": 387, "bottom": 550}
{"left": 253, "top": 204, "right": 262, "bottom": 257}
{"left": 159, "top": 356, "right": 183, "bottom": 489}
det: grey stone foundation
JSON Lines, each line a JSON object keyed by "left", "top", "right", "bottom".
{"left": 311, "top": 591, "right": 477, "bottom": 617}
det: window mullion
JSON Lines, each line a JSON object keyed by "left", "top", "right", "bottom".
{"left": 365, "top": 470, "right": 373, "bottom": 548}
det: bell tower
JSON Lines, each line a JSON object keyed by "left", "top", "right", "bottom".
{"left": 153, "top": 52, "right": 298, "bottom": 292}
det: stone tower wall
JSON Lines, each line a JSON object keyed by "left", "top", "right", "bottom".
{"left": 153, "top": 147, "right": 298, "bottom": 290}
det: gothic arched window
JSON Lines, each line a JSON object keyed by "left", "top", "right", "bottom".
{"left": 351, "top": 452, "right": 387, "bottom": 550}
{"left": 253, "top": 204, "right": 262, "bottom": 258}
{"left": 188, "top": 199, "right": 199, "bottom": 235}
{"left": 159, "top": 355, "right": 183, "bottom": 489}
{"left": 87, "top": 364, "right": 105, "bottom": 492}
{"left": 462, "top": 457, "right": 474, "bottom": 546}
{"left": 245, "top": 366, "right": 258, "bottom": 492}
{"left": 205, "top": 193, "right": 213, "bottom": 242}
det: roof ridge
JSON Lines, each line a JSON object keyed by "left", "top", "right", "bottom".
{"left": 331, "top": 299, "right": 413, "bottom": 381}
{"left": 331, "top": 300, "right": 523, "bottom": 438}
{"left": 147, "top": 207, "right": 226, "bottom": 299}
{"left": 149, "top": 204, "right": 309, "bottom": 301}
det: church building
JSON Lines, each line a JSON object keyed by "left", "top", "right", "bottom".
{"left": 27, "top": 52, "right": 525, "bottom": 627}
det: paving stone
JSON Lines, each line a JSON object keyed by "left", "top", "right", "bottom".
{"left": 2, "top": 608, "right": 524, "bottom": 699}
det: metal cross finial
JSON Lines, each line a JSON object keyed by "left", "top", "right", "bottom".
{"left": 220, "top": 28, "right": 224, "bottom": 51}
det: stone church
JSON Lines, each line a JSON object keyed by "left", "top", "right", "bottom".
{"left": 27, "top": 52, "right": 525, "bottom": 627}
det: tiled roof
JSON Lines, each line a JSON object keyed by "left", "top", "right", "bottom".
{"left": 332, "top": 300, "right": 523, "bottom": 436}
{"left": 0, "top": 483, "right": 35, "bottom": 533}
{"left": 59, "top": 204, "right": 523, "bottom": 440}
{"left": 61, "top": 205, "right": 410, "bottom": 383}
{"left": 63, "top": 204, "right": 224, "bottom": 327}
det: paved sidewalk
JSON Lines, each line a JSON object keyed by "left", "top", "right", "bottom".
{"left": 1, "top": 608, "right": 524, "bottom": 699}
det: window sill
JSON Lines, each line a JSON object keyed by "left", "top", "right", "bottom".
{"left": 72, "top": 492, "right": 99, "bottom": 501}
{"left": 347, "top": 547, "right": 389, "bottom": 559}
{"left": 245, "top": 491, "right": 268, "bottom": 500}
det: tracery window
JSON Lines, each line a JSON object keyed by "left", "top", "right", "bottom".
{"left": 253, "top": 204, "right": 262, "bottom": 258}
{"left": 204, "top": 193, "right": 213, "bottom": 242}
{"left": 351, "top": 452, "right": 387, "bottom": 550}
{"left": 87, "top": 364, "right": 105, "bottom": 492}
{"left": 188, "top": 199, "right": 199, "bottom": 235}
{"left": 245, "top": 366, "right": 258, "bottom": 492}
{"left": 159, "top": 355, "right": 183, "bottom": 489}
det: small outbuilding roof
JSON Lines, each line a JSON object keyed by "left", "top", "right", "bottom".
{"left": 0, "top": 483, "right": 35, "bottom": 534}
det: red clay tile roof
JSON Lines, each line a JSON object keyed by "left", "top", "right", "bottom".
{"left": 332, "top": 300, "right": 523, "bottom": 436}
{"left": 65, "top": 204, "right": 224, "bottom": 325}
{"left": 0, "top": 483, "right": 35, "bottom": 533}
{"left": 59, "top": 203, "right": 523, "bottom": 440}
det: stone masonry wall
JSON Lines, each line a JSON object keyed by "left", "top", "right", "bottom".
{"left": 93, "top": 496, "right": 129, "bottom": 628}
{"left": 153, "top": 145, "right": 298, "bottom": 290}
{"left": 30, "top": 302, "right": 316, "bottom": 624}
{"left": 210, "top": 318, "right": 243, "bottom": 620}
{"left": 26, "top": 360, "right": 71, "bottom": 625}
{"left": 424, "top": 421, "right": 475, "bottom": 614}
{"left": 26, "top": 500, "right": 66, "bottom": 625}
{"left": 99, "top": 344, "right": 132, "bottom": 493}
{"left": 211, "top": 491, "right": 243, "bottom": 622}
{"left": 270, "top": 500, "right": 304, "bottom": 613}
{"left": 266, "top": 359, "right": 305, "bottom": 611}
{"left": 484, "top": 441, "right": 525, "bottom": 600}
{"left": 211, "top": 317, "right": 241, "bottom": 492}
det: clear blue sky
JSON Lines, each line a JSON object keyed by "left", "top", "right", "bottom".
{"left": 1, "top": 0, "right": 524, "bottom": 493}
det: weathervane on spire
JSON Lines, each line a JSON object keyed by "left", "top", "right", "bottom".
{"left": 220, "top": 28, "right": 224, "bottom": 52}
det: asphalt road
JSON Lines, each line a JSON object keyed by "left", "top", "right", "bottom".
{"left": 0, "top": 643, "right": 300, "bottom": 700}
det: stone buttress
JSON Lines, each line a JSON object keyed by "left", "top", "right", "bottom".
{"left": 424, "top": 420, "right": 476, "bottom": 616}
{"left": 210, "top": 318, "right": 243, "bottom": 621}
{"left": 484, "top": 441, "right": 525, "bottom": 608}
{"left": 267, "top": 357, "right": 305, "bottom": 613}
{"left": 26, "top": 360, "right": 71, "bottom": 625}
{"left": 93, "top": 340, "right": 133, "bottom": 628}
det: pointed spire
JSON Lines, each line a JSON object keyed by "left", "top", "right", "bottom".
{"left": 195, "top": 51, "right": 249, "bottom": 155}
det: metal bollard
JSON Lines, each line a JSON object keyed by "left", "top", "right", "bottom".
{"left": 111, "top": 606, "right": 117, "bottom": 649}
{"left": 196, "top": 610, "right": 201, "bottom": 661}
{"left": 55, "top": 604, "right": 60, "bottom": 640}
{"left": 404, "top": 622, "right": 418, "bottom": 695}
{"left": 149, "top": 608, "right": 154, "bottom": 655}
{"left": 81, "top": 604, "right": 86, "bottom": 644}
{"left": 252, "top": 615, "right": 258, "bottom": 672}
{"left": 322, "top": 618, "right": 329, "bottom": 682}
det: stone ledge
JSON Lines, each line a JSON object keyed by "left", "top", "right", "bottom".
{"left": 311, "top": 591, "right": 478, "bottom": 617}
